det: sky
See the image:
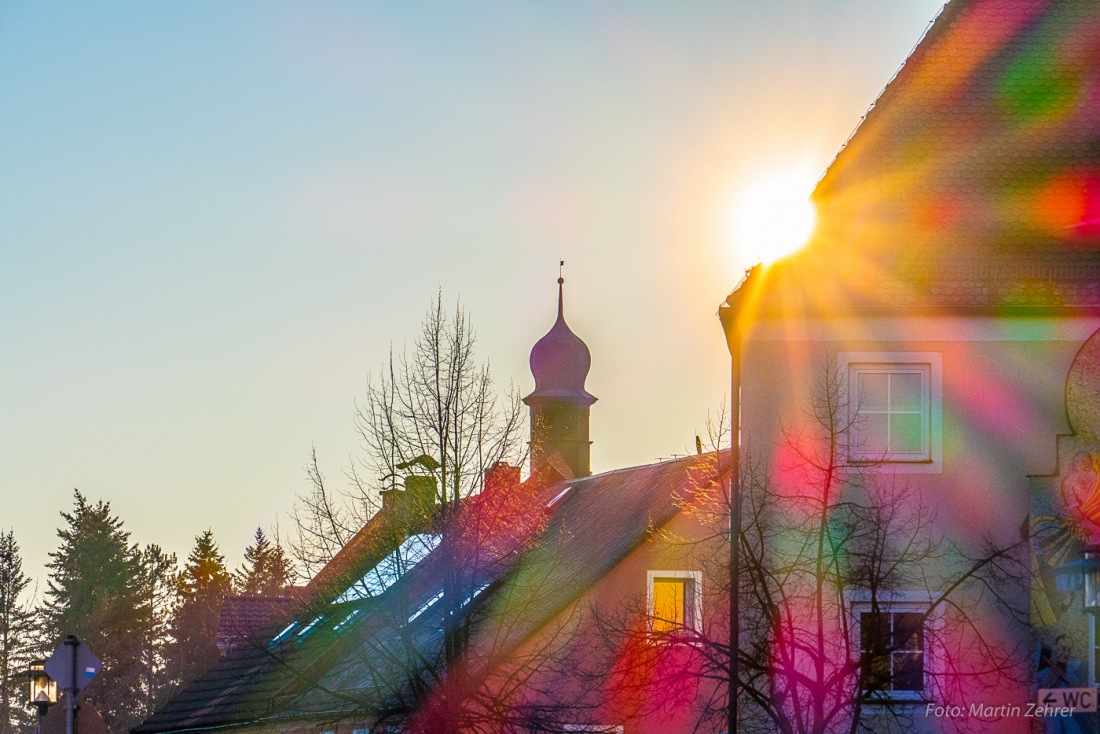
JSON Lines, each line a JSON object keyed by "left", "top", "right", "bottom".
{"left": 0, "top": 1, "right": 946, "bottom": 588}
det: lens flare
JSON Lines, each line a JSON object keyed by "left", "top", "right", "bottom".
{"left": 728, "top": 168, "right": 818, "bottom": 264}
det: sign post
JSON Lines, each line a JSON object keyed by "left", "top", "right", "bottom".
{"left": 1037, "top": 687, "right": 1098, "bottom": 713}
{"left": 43, "top": 636, "right": 100, "bottom": 734}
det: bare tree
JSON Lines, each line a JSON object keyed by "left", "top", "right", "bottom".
{"left": 594, "top": 362, "right": 1028, "bottom": 734}
{"left": 273, "top": 293, "right": 574, "bottom": 732}
{"left": 291, "top": 291, "right": 527, "bottom": 576}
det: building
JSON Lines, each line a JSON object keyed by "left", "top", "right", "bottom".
{"left": 132, "top": 1, "right": 1100, "bottom": 731}
{"left": 134, "top": 281, "right": 731, "bottom": 734}
{"left": 720, "top": 0, "right": 1100, "bottom": 731}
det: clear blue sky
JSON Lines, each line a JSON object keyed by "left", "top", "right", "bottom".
{"left": 0, "top": 1, "right": 945, "bottom": 586}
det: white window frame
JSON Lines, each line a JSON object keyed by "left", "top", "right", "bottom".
{"left": 839, "top": 352, "right": 942, "bottom": 474}
{"left": 647, "top": 570, "right": 702, "bottom": 636}
{"left": 849, "top": 591, "right": 939, "bottom": 705}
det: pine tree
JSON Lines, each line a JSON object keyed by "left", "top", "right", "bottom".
{"left": 139, "top": 544, "right": 178, "bottom": 713}
{"left": 234, "top": 528, "right": 294, "bottom": 597}
{"left": 169, "top": 531, "right": 231, "bottom": 686}
{"left": 0, "top": 531, "right": 37, "bottom": 734}
{"left": 44, "top": 492, "right": 159, "bottom": 733}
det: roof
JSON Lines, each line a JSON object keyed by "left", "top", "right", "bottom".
{"left": 134, "top": 451, "right": 728, "bottom": 734}
{"left": 764, "top": 0, "right": 1100, "bottom": 312}
{"left": 215, "top": 595, "right": 298, "bottom": 654}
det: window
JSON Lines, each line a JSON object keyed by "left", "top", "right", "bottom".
{"left": 269, "top": 621, "right": 301, "bottom": 647}
{"left": 859, "top": 611, "right": 924, "bottom": 697}
{"left": 850, "top": 593, "right": 936, "bottom": 702}
{"left": 296, "top": 615, "right": 325, "bottom": 640}
{"left": 840, "top": 352, "right": 942, "bottom": 473}
{"left": 333, "top": 608, "right": 362, "bottom": 632}
{"left": 333, "top": 533, "right": 441, "bottom": 604}
{"left": 407, "top": 591, "right": 443, "bottom": 624}
{"left": 647, "top": 570, "right": 702, "bottom": 635}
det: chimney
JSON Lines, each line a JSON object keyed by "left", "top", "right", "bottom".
{"left": 380, "top": 474, "right": 438, "bottom": 520}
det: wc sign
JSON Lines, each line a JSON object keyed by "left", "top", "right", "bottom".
{"left": 1037, "top": 688, "right": 1097, "bottom": 713}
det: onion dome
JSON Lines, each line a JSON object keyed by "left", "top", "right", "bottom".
{"left": 524, "top": 278, "right": 596, "bottom": 404}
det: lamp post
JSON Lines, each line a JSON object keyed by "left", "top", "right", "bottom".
{"left": 26, "top": 661, "right": 58, "bottom": 734}
{"left": 718, "top": 264, "right": 760, "bottom": 734}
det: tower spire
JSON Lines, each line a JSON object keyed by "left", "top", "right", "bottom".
{"left": 557, "top": 260, "right": 565, "bottom": 321}
{"left": 524, "top": 266, "right": 596, "bottom": 478}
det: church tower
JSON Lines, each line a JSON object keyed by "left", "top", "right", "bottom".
{"left": 524, "top": 276, "right": 596, "bottom": 479}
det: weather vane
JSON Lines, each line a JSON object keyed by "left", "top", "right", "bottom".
{"left": 559, "top": 259, "right": 564, "bottom": 284}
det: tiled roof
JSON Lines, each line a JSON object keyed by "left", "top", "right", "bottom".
{"left": 133, "top": 452, "right": 727, "bottom": 733}
{"left": 215, "top": 595, "right": 298, "bottom": 654}
{"left": 773, "top": 0, "right": 1100, "bottom": 310}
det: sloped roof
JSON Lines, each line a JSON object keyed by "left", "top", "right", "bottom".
{"left": 134, "top": 452, "right": 728, "bottom": 734}
{"left": 765, "top": 0, "right": 1100, "bottom": 312}
{"left": 215, "top": 595, "right": 298, "bottom": 653}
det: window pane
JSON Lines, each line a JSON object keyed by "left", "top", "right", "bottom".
{"left": 857, "top": 372, "right": 888, "bottom": 411}
{"left": 892, "top": 652, "right": 924, "bottom": 691}
{"left": 652, "top": 579, "right": 686, "bottom": 633}
{"left": 893, "top": 613, "right": 924, "bottom": 651}
{"left": 890, "top": 413, "right": 924, "bottom": 454}
{"left": 860, "top": 612, "right": 886, "bottom": 652}
{"left": 890, "top": 372, "right": 923, "bottom": 412}
{"left": 859, "top": 414, "right": 890, "bottom": 454}
{"left": 861, "top": 651, "right": 890, "bottom": 691}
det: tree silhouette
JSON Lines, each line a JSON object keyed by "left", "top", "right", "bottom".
{"left": 0, "top": 530, "right": 37, "bottom": 734}
{"left": 169, "top": 531, "right": 231, "bottom": 688}
{"left": 44, "top": 491, "right": 172, "bottom": 732}
{"left": 291, "top": 292, "right": 526, "bottom": 576}
{"left": 235, "top": 527, "right": 294, "bottom": 596}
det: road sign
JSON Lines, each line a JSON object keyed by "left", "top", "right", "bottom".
{"left": 1037, "top": 687, "right": 1098, "bottom": 713}
{"left": 43, "top": 636, "right": 101, "bottom": 694}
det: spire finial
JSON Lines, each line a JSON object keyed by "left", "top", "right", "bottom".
{"left": 557, "top": 260, "right": 565, "bottom": 319}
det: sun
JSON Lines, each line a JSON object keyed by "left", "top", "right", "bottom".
{"left": 727, "top": 167, "right": 818, "bottom": 264}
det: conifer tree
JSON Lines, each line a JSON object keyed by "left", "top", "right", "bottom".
{"left": 0, "top": 531, "right": 36, "bottom": 734}
{"left": 234, "top": 528, "right": 294, "bottom": 597}
{"left": 170, "top": 531, "right": 231, "bottom": 686}
{"left": 44, "top": 492, "right": 161, "bottom": 733}
{"left": 139, "top": 544, "right": 178, "bottom": 712}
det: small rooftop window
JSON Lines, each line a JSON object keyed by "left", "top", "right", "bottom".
{"left": 296, "top": 615, "right": 324, "bottom": 640}
{"left": 333, "top": 533, "right": 441, "bottom": 604}
{"left": 462, "top": 580, "right": 491, "bottom": 607}
{"left": 546, "top": 485, "right": 572, "bottom": 508}
{"left": 333, "top": 608, "right": 362, "bottom": 633}
{"left": 269, "top": 621, "right": 301, "bottom": 647}
{"left": 407, "top": 591, "right": 444, "bottom": 624}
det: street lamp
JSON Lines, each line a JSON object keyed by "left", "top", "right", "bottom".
{"left": 26, "top": 661, "right": 58, "bottom": 734}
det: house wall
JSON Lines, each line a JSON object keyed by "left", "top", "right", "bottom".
{"left": 738, "top": 310, "right": 1100, "bottom": 733}
{"left": 481, "top": 504, "right": 729, "bottom": 734}
{"left": 743, "top": 315, "right": 1097, "bottom": 546}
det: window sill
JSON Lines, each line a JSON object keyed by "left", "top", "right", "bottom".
{"left": 862, "top": 692, "right": 928, "bottom": 706}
